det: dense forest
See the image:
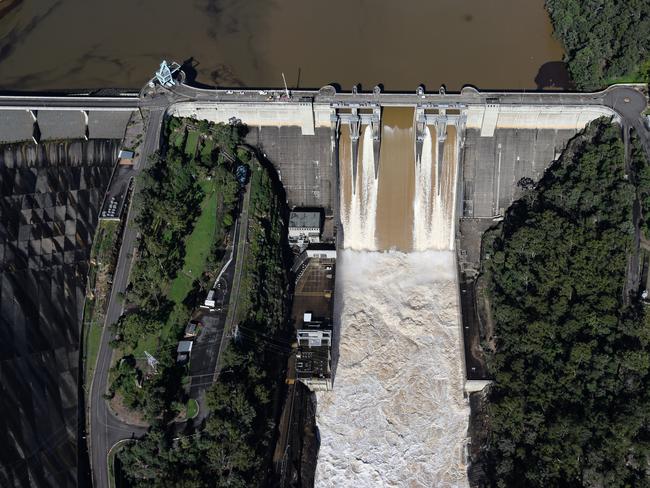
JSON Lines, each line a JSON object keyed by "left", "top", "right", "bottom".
{"left": 545, "top": 0, "right": 650, "bottom": 89}
{"left": 482, "top": 119, "right": 650, "bottom": 487}
{"left": 117, "top": 139, "right": 291, "bottom": 487}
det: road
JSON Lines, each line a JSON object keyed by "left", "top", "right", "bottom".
{"left": 168, "top": 80, "right": 647, "bottom": 111}
{"left": 218, "top": 179, "right": 252, "bottom": 372}
{"left": 167, "top": 82, "right": 649, "bottom": 159}
{"left": 186, "top": 188, "right": 248, "bottom": 425}
{"left": 0, "top": 95, "right": 138, "bottom": 110}
{"left": 0, "top": 81, "right": 645, "bottom": 115}
{"left": 88, "top": 108, "right": 163, "bottom": 488}
{"left": 87, "top": 103, "right": 253, "bottom": 486}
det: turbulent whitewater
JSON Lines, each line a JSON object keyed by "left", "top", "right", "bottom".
{"left": 315, "top": 113, "right": 469, "bottom": 487}
{"left": 315, "top": 251, "right": 469, "bottom": 487}
{"left": 413, "top": 126, "right": 459, "bottom": 251}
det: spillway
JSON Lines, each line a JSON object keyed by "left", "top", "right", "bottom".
{"left": 342, "top": 125, "right": 379, "bottom": 250}
{"left": 316, "top": 108, "right": 469, "bottom": 487}
{"left": 414, "top": 125, "right": 459, "bottom": 251}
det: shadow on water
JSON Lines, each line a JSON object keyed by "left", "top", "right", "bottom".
{"left": 179, "top": 69, "right": 578, "bottom": 94}
{"left": 535, "top": 61, "right": 574, "bottom": 91}
{"left": 294, "top": 67, "right": 301, "bottom": 89}
{"left": 181, "top": 58, "right": 215, "bottom": 90}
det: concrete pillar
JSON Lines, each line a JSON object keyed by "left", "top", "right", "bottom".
{"left": 32, "top": 121, "right": 41, "bottom": 145}
{"left": 83, "top": 110, "right": 89, "bottom": 140}
{"left": 480, "top": 103, "right": 499, "bottom": 137}
{"left": 298, "top": 101, "right": 315, "bottom": 136}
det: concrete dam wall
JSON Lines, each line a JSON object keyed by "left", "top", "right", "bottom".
{"left": 0, "top": 109, "right": 135, "bottom": 144}
{"left": 462, "top": 104, "right": 617, "bottom": 219}
{"left": 0, "top": 139, "right": 119, "bottom": 487}
{"left": 169, "top": 100, "right": 333, "bottom": 136}
{"left": 174, "top": 97, "right": 618, "bottom": 220}
{"left": 466, "top": 104, "right": 617, "bottom": 136}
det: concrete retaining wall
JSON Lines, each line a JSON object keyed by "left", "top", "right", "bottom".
{"left": 467, "top": 104, "right": 617, "bottom": 136}
{"left": 169, "top": 102, "right": 333, "bottom": 135}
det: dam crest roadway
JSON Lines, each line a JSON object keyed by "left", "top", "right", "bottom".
{"left": 0, "top": 82, "right": 647, "bottom": 156}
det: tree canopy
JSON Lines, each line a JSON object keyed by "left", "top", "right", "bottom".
{"left": 545, "top": 0, "right": 650, "bottom": 89}
{"left": 118, "top": 142, "right": 291, "bottom": 487}
{"left": 483, "top": 119, "right": 650, "bottom": 487}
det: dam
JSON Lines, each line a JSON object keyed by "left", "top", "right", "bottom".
{"left": 0, "top": 81, "right": 646, "bottom": 487}
{"left": 166, "top": 82, "right": 647, "bottom": 486}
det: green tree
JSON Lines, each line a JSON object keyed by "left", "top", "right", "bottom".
{"left": 545, "top": 0, "right": 650, "bottom": 89}
{"left": 482, "top": 119, "right": 650, "bottom": 487}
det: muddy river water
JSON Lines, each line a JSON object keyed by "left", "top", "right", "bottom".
{"left": 0, "top": 0, "right": 566, "bottom": 91}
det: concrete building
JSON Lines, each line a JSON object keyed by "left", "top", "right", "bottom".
{"left": 289, "top": 211, "right": 321, "bottom": 247}
{"left": 177, "top": 340, "right": 193, "bottom": 363}
{"left": 296, "top": 316, "right": 333, "bottom": 391}
{"left": 291, "top": 244, "right": 336, "bottom": 391}
{"left": 184, "top": 321, "right": 200, "bottom": 338}
{"left": 203, "top": 289, "right": 216, "bottom": 310}
{"left": 306, "top": 243, "right": 336, "bottom": 260}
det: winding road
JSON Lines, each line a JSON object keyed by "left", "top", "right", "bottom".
{"left": 88, "top": 108, "right": 163, "bottom": 488}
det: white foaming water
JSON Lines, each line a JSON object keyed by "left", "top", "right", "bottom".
{"left": 413, "top": 126, "right": 436, "bottom": 251}
{"left": 343, "top": 125, "right": 378, "bottom": 251}
{"left": 413, "top": 126, "right": 458, "bottom": 251}
{"left": 322, "top": 115, "right": 469, "bottom": 487}
{"left": 315, "top": 251, "right": 469, "bottom": 487}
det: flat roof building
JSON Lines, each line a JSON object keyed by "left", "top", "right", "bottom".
{"left": 306, "top": 243, "right": 336, "bottom": 259}
{"left": 184, "top": 321, "right": 200, "bottom": 338}
{"left": 289, "top": 210, "right": 321, "bottom": 246}
{"left": 203, "top": 289, "right": 216, "bottom": 309}
{"left": 177, "top": 340, "right": 193, "bottom": 363}
{"left": 296, "top": 328, "right": 332, "bottom": 391}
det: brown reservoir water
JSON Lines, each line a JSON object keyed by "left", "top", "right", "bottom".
{"left": 0, "top": 0, "right": 566, "bottom": 91}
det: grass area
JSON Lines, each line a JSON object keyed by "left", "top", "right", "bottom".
{"left": 235, "top": 163, "right": 262, "bottom": 323}
{"left": 186, "top": 398, "right": 199, "bottom": 419}
{"left": 185, "top": 130, "right": 199, "bottom": 157}
{"left": 604, "top": 60, "right": 650, "bottom": 86}
{"left": 128, "top": 178, "right": 218, "bottom": 354}
{"left": 92, "top": 220, "right": 119, "bottom": 260}
{"left": 168, "top": 179, "right": 217, "bottom": 304}
{"left": 171, "top": 129, "right": 185, "bottom": 149}
{"left": 200, "top": 137, "right": 214, "bottom": 158}
{"left": 85, "top": 322, "right": 103, "bottom": 386}
{"left": 109, "top": 446, "right": 116, "bottom": 488}
{"left": 109, "top": 440, "right": 131, "bottom": 488}
{"left": 605, "top": 74, "right": 646, "bottom": 86}
{"left": 83, "top": 219, "right": 121, "bottom": 391}
{"left": 131, "top": 333, "right": 158, "bottom": 359}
